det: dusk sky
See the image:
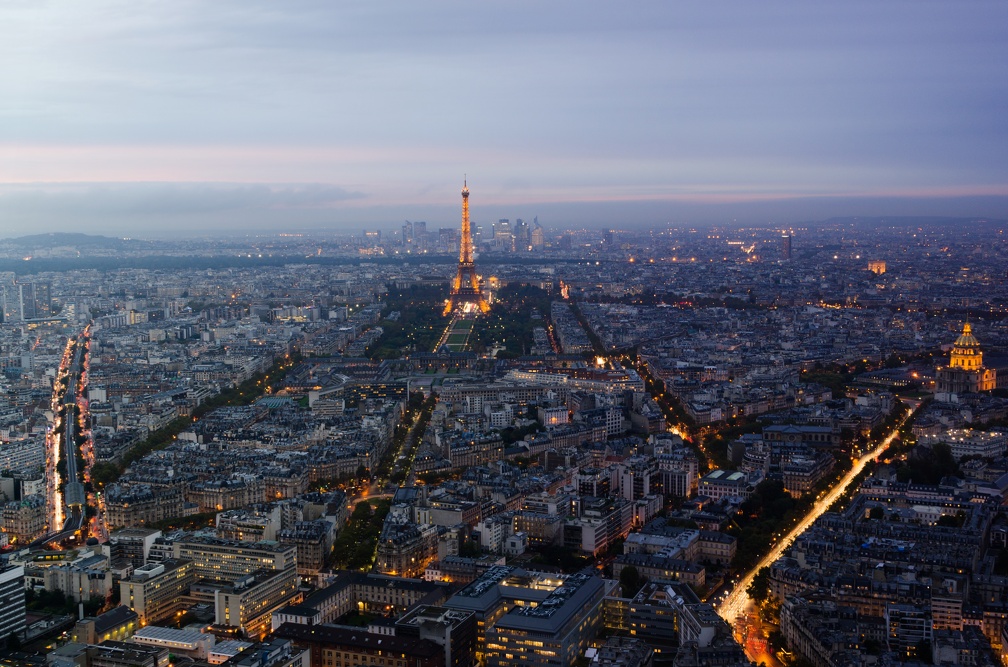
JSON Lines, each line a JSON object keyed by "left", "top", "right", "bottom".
{"left": 2, "top": 1, "right": 1007, "bottom": 238}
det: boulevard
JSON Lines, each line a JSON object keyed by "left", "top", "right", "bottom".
{"left": 716, "top": 403, "right": 918, "bottom": 661}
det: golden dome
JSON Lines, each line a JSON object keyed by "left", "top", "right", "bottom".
{"left": 953, "top": 322, "right": 980, "bottom": 350}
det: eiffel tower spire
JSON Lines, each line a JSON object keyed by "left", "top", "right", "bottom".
{"left": 444, "top": 179, "right": 490, "bottom": 315}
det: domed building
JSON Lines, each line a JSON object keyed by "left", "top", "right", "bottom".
{"left": 936, "top": 322, "right": 996, "bottom": 394}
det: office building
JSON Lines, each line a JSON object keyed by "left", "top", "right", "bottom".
{"left": 120, "top": 560, "right": 195, "bottom": 625}
{"left": 274, "top": 623, "right": 445, "bottom": 667}
{"left": 445, "top": 566, "right": 614, "bottom": 663}
{"left": 174, "top": 536, "right": 297, "bottom": 581}
{"left": 200, "top": 568, "right": 300, "bottom": 640}
{"left": 0, "top": 565, "right": 26, "bottom": 642}
{"left": 86, "top": 641, "right": 169, "bottom": 667}
{"left": 484, "top": 572, "right": 610, "bottom": 667}
{"left": 396, "top": 605, "right": 477, "bottom": 667}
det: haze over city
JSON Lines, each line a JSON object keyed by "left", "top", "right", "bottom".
{"left": 3, "top": 4, "right": 1008, "bottom": 665}
{"left": 2, "top": 1, "right": 1008, "bottom": 237}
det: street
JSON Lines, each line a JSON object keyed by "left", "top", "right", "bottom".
{"left": 715, "top": 404, "right": 917, "bottom": 661}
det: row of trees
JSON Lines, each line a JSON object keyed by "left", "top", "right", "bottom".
{"left": 469, "top": 284, "right": 554, "bottom": 358}
{"left": 330, "top": 499, "right": 392, "bottom": 570}
{"left": 389, "top": 393, "right": 436, "bottom": 485}
{"left": 368, "top": 285, "right": 447, "bottom": 359}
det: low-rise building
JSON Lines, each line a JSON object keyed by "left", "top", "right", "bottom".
{"left": 697, "top": 470, "right": 751, "bottom": 502}
{"left": 274, "top": 623, "right": 444, "bottom": 667}
{"left": 131, "top": 626, "right": 216, "bottom": 660}
{"left": 71, "top": 606, "right": 139, "bottom": 645}
{"left": 86, "top": 640, "right": 169, "bottom": 667}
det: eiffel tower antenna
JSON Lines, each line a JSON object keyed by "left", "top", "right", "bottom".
{"left": 444, "top": 179, "right": 489, "bottom": 316}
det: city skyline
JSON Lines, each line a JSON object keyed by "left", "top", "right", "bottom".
{"left": 2, "top": 1, "right": 1008, "bottom": 237}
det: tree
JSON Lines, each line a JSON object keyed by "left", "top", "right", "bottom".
{"left": 748, "top": 566, "right": 770, "bottom": 604}
{"left": 91, "top": 462, "right": 121, "bottom": 488}
{"left": 459, "top": 537, "right": 482, "bottom": 558}
{"left": 620, "top": 565, "right": 643, "bottom": 598}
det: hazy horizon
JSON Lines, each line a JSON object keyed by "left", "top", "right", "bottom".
{"left": 3, "top": 2, "right": 1007, "bottom": 237}
{"left": 1, "top": 186, "right": 1008, "bottom": 241}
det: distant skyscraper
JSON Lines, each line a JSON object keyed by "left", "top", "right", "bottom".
{"left": 531, "top": 223, "right": 545, "bottom": 251}
{"left": 2, "top": 281, "right": 51, "bottom": 322}
{"left": 445, "top": 180, "right": 489, "bottom": 315}
{"left": 514, "top": 219, "right": 530, "bottom": 249}
{"left": 493, "top": 219, "right": 514, "bottom": 252}
{"left": 781, "top": 233, "right": 792, "bottom": 260}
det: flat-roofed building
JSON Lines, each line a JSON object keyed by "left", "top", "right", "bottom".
{"left": 592, "top": 637, "right": 655, "bottom": 667}
{"left": 396, "top": 605, "right": 477, "bottom": 667}
{"left": 0, "top": 564, "right": 26, "bottom": 643}
{"left": 208, "top": 639, "right": 255, "bottom": 664}
{"left": 131, "top": 625, "right": 215, "bottom": 660}
{"left": 216, "top": 508, "right": 281, "bottom": 543}
{"left": 204, "top": 568, "right": 300, "bottom": 640}
{"left": 86, "top": 640, "right": 169, "bottom": 667}
{"left": 697, "top": 470, "right": 752, "bottom": 502}
{"left": 120, "top": 560, "right": 195, "bottom": 625}
{"left": 604, "top": 581, "right": 699, "bottom": 652}
{"left": 444, "top": 565, "right": 616, "bottom": 663}
{"left": 103, "top": 528, "right": 162, "bottom": 567}
{"left": 218, "top": 637, "right": 308, "bottom": 667}
{"left": 485, "top": 572, "right": 611, "bottom": 667}
{"left": 174, "top": 536, "right": 296, "bottom": 581}
{"left": 274, "top": 622, "right": 444, "bottom": 667}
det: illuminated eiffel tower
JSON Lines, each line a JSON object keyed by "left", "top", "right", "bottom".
{"left": 444, "top": 179, "right": 490, "bottom": 315}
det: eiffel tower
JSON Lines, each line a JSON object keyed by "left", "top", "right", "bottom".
{"left": 444, "top": 179, "right": 489, "bottom": 315}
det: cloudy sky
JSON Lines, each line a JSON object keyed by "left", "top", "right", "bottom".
{"left": 1, "top": 1, "right": 1007, "bottom": 237}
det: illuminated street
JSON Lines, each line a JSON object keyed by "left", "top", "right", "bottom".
{"left": 716, "top": 405, "right": 917, "bottom": 657}
{"left": 36, "top": 329, "right": 91, "bottom": 547}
